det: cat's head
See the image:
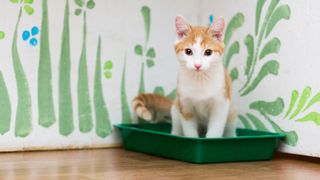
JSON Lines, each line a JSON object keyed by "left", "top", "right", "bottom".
{"left": 174, "top": 15, "right": 225, "bottom": 71}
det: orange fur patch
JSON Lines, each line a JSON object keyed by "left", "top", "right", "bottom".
{"left": 175, "top": 93, "right": 193, "bottom": 120}
{"left": 132, "top": 93, "right": 173, "bottom": 120}
{"left": 224, "top": 69, "right": 232, "bottom": 100}
{"left": 227, "top": 105, "right": 237, "bottom": 123}
{"left": 174, "top": 26, "right": 224, "bottom": 55}
{"left": 134, "top": 94, "right": 173, "bottom": 111}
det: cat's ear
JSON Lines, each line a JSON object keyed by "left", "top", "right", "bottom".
{"left": 175, "top": 15, "right": 190, "bottom": 39}
{"left": 209, "top": 16, "right": 225, "bottom": 42}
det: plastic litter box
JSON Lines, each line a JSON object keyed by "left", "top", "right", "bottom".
{"left": 115, "top": 123, "right": 285, "bottom": 164}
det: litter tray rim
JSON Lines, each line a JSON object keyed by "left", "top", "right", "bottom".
{"left": 114, "top": 123, "right": 285, "bottom": 141}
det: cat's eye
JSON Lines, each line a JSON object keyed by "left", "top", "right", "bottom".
{"left": 185, "top": 48, "right": 193, "bottom": 56}
{"left": 204, "top": 49, "right": 213, "bottom": 56}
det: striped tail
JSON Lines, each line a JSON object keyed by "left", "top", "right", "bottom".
{"left": 132, "top": 93, "right": 173, "bottom": 122}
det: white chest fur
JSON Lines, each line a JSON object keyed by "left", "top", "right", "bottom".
{"left": 172, "top": 61, "right": 231, "bottom": 138}
{"left": 178, "top": 62, "right": 225, "bottom": 100}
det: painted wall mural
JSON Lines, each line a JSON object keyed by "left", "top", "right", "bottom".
{"left": 0, "top": 30, "right": 10, "bottom": 135}
{"left": 12, "top": 0, "right": 34, "bottom": 137}
{"left": 201, "top": 0, "right": 320, "bottom": 157}
{"left": 58, "top": 0, "right": 73, "bottom": 136}
{"left": 38, "top": 0, "right": 54, "bottom": 129}
{"left": 94, "top": 37, "right": 112, "bottom": 138}
{"left": 222, "top": 0, "right": 298, "bottom": 146}
{"left": 222, "top": 12, "right": 244, "bottom": 81}
{"left": 0, "top": 0, "right": 319, "bottom": 157}
{"left": 0, "top": 29, "right": 10, "bottom": 135}
{"left": 0, "top": 0, "right": 119, "bottom": 150}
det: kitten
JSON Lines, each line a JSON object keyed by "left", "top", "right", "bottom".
{"left": 132, "top": 15, "right": 237, "bottom": 138}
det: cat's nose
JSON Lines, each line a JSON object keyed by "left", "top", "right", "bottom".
{"left": 194, "top": 64, "right": 202, "bottom": 70}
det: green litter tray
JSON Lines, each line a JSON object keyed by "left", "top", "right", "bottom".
{"left": 115, "top": 123, "right": 285, "bottom": 164}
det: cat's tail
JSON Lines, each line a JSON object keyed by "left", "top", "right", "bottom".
{"left": 132, "top": 93, "right": 173, "bottom": 122}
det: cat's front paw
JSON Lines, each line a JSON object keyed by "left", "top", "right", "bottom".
{"left": 171, "top": 130, "right": 183, "bottom": 136}
{"left": 205, "top": 133, "right": 224, "bottom": 138}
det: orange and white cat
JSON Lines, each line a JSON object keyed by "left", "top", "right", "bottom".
{"left": 132, "top": 15, "right": 237, "bottom": 138}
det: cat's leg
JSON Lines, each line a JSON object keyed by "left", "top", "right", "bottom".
{"left": 172, "top": 99, "right": 198, "bottom": 137}
{"left": 180, "top": 117, "right": 198, "bottom": 137}
{"left": 206, "top": 100, "right": 230, "bottom": 138}
{"left": 223, "top": 105, "right": 237, "bottom": 137}
{"left": 174, "top": 99, "right": 198, "bottom": 137}
{"left": 171, "top": 104, "right": 183, "bottom": 136}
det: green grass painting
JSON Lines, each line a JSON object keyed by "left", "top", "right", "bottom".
{"left": 74, "top": 0, "right": 96, "bottom": 133}
{"left": 223, "top": 12, "right": 244, "bottom": 82}
{"left": 120, "top": 57, "right": 132, "bottom": 124}
{"left": 0, "top": 72, "right": 11, "bottom": 135}
{"left": 284, "top": 86, "right": 320, "bottom": 126}
{"left": 94, "top": 37, "right": 112, "bottom": 137}
{"left": 225, "top": 1, "right": 296, "bottom": 146}
{"left": 239, "top": 0, "right": 290, "bottom": 96}
{"left": 0, "top": 31, "right": 11, "bottom": 135}
{"left": 134, "top": 6, "right": 156, "bottom": 94}
{"left": 38, "top": 0, "right": 56, "bottom": 127}
{"left": 239, "top": 97, "right": 298, "bottom": 146}
{"left": 59, "top": 0, "right": 74, "bottom": 136}
{"left": 11, "top": 1, "right": 34, "bottom": 137}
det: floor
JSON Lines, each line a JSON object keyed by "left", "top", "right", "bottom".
{"left": 0, "top": 148, "right": 320, "bottom": 180}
